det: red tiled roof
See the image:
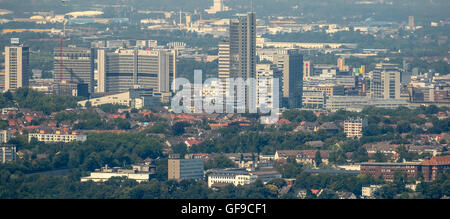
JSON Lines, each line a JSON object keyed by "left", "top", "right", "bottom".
{"left": 185, "top": 139, "right": 201, "bottom": 146}
{"left": 422, "top": 155, "right": 450, "bottom": 166}
{"left": 311, "top": 189, "right": 320, "bottom": 194}
{"left": 278, "top": 118, "right": 291, "bottom": 125}
{"left": 24, "top": 115, "right": 34, "bottom": 123}
{"left": 8, "top": 119, "right": 16, "bottom": 126}
{"left": 209, "top": 123, "right": 229, "bottom": 128}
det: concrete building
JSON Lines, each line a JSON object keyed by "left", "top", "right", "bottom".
{"left": 361, "top": 185, "right": 382, "bottom": 198}
{"left": 361, "top": 156, "right": 450, "bottom": 182}
{"left": 53, "top": 81, "right": 89, "bottom": 97}
{"left": 0, "top": 144, "right": 16, "bottom": 164}
{"left": 205, "top": 0, "right": 230, "bottom": 14}
{"left": 421, "top": 155, "right": 450, "bottom": 182}
{"left": 302, "top": 90, "right": 326, "bottom": 109}
{"left": 312, "top": 84, "right": 345, "bottom": 98}
{"left": 168, "top": 154, "right": 204, "bottom": 181}
{"left": 360, "top": 162, "right": 422, "bottom": 182}
{"left": 325, "top": 96, "right": 409, "bottom": 112}
{"left": 28, "top": 131, "right": 87, "bottom": 143}
{"left": 0, "top": 130, "right": 12, "bottom": 143}
{"left": 344, "top": 118, "right": 368, "bottom": 139}
{"left": 97, "top": 48, "right": 176, "bottom": 94}
{"left": 303, "top": 61, "right": 313, "bottom": 79}
{"left": 78, "top": 88, "right": 165, "bottom": 109}
{"left": 273, "top": 50, "right": 303, "bottom": 108}
{"left": 370, "top": 63, "right": 401, "bottom": 100}
{"left": 207, "top": 168, "right": 282, "bottom": 188}
{"left": 53, "top": 47, "right": 95, "bottom": 93}
{"left": 256, "top": 64, "right": 281, "bottom": 110}
{"left": 5, "top": 45, "right": 30, "bottom": 92}
{"left": 218, "top": 12, "right": 256, "bottom": 112}
{"left": 81, "top": 165, "right": 151, "bottom": 183}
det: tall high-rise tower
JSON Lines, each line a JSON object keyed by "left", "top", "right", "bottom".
{"left": 219, "top": 12, "right": 256, "bottom": 112}
{"left": 370, "top": 63, "right": 401, "bottom": 100}
{"left": 408, "top": 16, "right": 415, "bottom": 30}
{"left": 273, "top": 50, "right": 304, "bottom": 109}
{"left": 5, "top": 45, "right": 30, "bottom": 92}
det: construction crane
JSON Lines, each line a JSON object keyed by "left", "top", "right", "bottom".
{"left": 28, "top": 38, "right": 71, "bottom": 83}
{"left": 27, "top": 0, "right": 71, "bottom": 84}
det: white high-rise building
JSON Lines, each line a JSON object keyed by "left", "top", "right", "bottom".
{"left": 256, "top": 64, "right": 281, "bottom": 110}
{"left": 5, "top": 45, "right": 30, "bottom": 92}
{"left": 97, "top": 48, "right": 176, "bottom": 94}
{"left": 370, "top": 63, "right": 401, "bottom": 100}
{"left": 205, "top": 0, "right": 230, "bottom": 14}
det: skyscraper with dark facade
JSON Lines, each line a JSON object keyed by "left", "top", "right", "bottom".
{"left": 273, "top": 50, "right": 304, "bottom": 109}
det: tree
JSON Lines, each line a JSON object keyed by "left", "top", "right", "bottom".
{"left": 374, "top": 151, "right": 387, "bottom": 162}
{"left": 205, "top": 155, "right": 236, "bottom": 170}
{"left": 314, "top": 150, "right": 322, "bottom": 167}
{"left": 172, "top": 122, "right": 189, "bottom": 136}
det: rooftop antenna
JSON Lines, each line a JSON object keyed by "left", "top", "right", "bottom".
{"left": 251, "top": 0, "right": 254, "bottom": 13}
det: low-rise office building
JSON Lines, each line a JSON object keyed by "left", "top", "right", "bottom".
{"left": 361, "top": 155, "right": 450, "bottom": 182}
{"left": 360, "top": 162, "right": 421, "bottom": 182}
{"left": 78, "top": 88, "right": 168, "bottom": 109}
{"left": 207, "top": 168, "right": 282, "bottom": 188}
{"left": 81, "top": 165, "right": 151, "bottom": 183}
{"left": 168, "top": 154, "right": 204, "bottom": 181}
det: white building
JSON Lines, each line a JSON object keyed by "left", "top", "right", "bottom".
{"left": 325, "top": 96, "right": 409, "bottom": 112}
{"left": 370, "top": 63, "right": 401, "bottom": 100}
{"left": 362, "top": 185, "right": 383, "bottom": 198}
{"left": 205, "top": 0, "right": 230, "bottom": 14}
{"left": 28, "top": 132, "right": 87, "bottom": 143}
{"left": 0, "top": 144, "right": 16, "bottom": 164}
{"left": 97, "top": 48, "right": 176, "bottom": 94}
{"left": 78, "top": 88, "right": 165, "bottom": 109}
{"left": 256, "top": 64, "right": 281, "bottom": 110}
{"left": 0, "top": 130, "right": 12, "bottom": 143}
{"left": 81, "top": 165, "right": 150, "bottom": 183}
{"left": 344, "top": 118, "right": 368, "bottom": 139}
{"left": 207, "top": 168, "right": 282, "bottom": 188}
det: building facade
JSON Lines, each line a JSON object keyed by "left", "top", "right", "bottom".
{"left": 5, "top": 45, "right": 30, "bottom": 92}
{"left": 0, "top": 130, "right": 12, "bottom": 143}
{"left": 28, "top": 132, "right": 87, "bottom": 143}
{"left": 344, "top": 118, "right": 368, "bottom": 139}
{"left": 97, "top": 48, "right": 176, "bottom": 94}
{"left": 53, "top": 47, "right": 95, "bottom": 93}
{"left": 370, "top": 63, "right": 401, "bottom": 100}
{"left": 218, "top": 12, "right": 256, "bottom": 112}
{"left": 168, "top": 154, "right": 204, "bottom": 181}
{"left": 273, "top": 50, "right": 304, "bottom": 109}
{"left": 360, "top": 162, "right": 421, "bottom": 182}
{"left": 0, "top": 144, "right": 16, "bottom": 164}
{"left": 81, "top": 165, "right": 151, "bottom": 183}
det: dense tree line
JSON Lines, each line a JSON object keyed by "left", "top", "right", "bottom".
{"left": 0, "top": 88, "right": 82, "bottom": 115}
